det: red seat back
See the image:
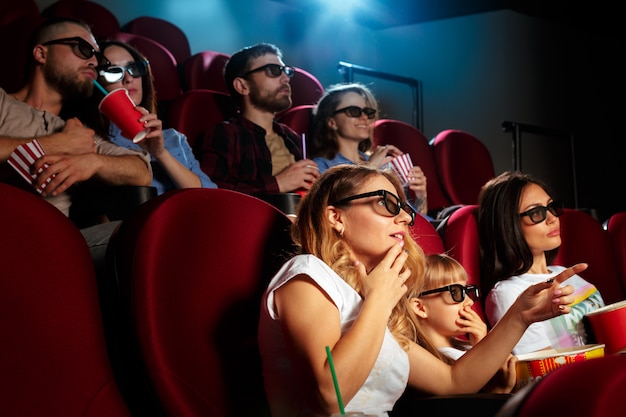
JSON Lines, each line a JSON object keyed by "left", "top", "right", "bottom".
{"left": 605, "top": 212, "right": 626, "bottom": 293}
{"left": 439, "top": 205, "right": 485, "bottom": 320}
{"left": 111, "top": 32, "right": 182, "bottom": 102}
{"left": 275, "top": 66, "right": 323, "bottom": 119}
{"left": 553, "top": 209, "right": 626, "bottom": 304}
{"left": 0, "top": 14, "right": 45, "bottom": 93}
{"left": 410, "top": 213, "right": 445, "bottom": 255}
{"left": 181, "top": 50, "right": 231, "bottom": 94}
{"left": 0, "top": 0, "right": 39, "bottom": 27}
{"left": 432, "top": 129, "right": 495, "bottom": 206}
{"left": 498, "top": 355, "right": 626, "bottom": 417}
{"left": 0, "top": 183, "right": 131, "bottom": 417}
{"left": 279, "top": 104, "right": 314, "bottom": 138}
{"left": 166, "top": 89, "right": 236, "bottom": 154}
{"left": 106, "top": 188, "right": 295, "bottom": 417}
{"left": 290, "top": 67, "right": 324, "bottom": 107}
{"left": 41, "top": 0, "right": 121, "bottom": 40}
{"left": 373, "top": 119, "right": 452, "bottom": 214}
{"left": 123, "top": 16, "right": 191, "bottom": 63}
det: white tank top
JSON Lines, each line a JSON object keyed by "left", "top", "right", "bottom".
{"left": 259, "top": 254, "right": 409, "bottom": 417}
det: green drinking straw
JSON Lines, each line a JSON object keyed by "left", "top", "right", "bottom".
{"left": 325, "top": 345, "right": 346, "bottom": 415}
{"left": 93, "top": 79, "right": 108, "bottom": 96}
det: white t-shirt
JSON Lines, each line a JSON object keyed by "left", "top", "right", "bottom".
{"left": 486, "top": 266, "right": 605, "bottom": 354}
{"left": 439, "top": 346, "right": 467, "bottom": 361}
{"left": 259, "top": 254, "right": 409, "bottom": 417}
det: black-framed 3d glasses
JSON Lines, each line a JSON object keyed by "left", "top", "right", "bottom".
{"left": 42, "top": 37, "right": 110, "bottom": 67}
{"left": 98, "top": 60, "right": 149, "bottom": 83}
{"left": 330, "top": 189, "right": 416, "bottom": 226}
{"left": 519, "top": 200, "right": 565, "bottom": 224}
{"left": 419, "top": 284, "right": 480, "bottom": 303}
{"left": 332, "top": 106, "right": 377, "bottom": 120}
{"left": 239, "top": 63, "right": 295, "bottom": 79}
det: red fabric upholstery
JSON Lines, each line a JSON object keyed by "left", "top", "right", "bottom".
{"left": 123, "top": 16, "right": 191, "bottom": 63}
{"left": 410, "top": 213, "right": 445, "bottom": 255}
{"left": 373, "top": 119, "right": 452, "bottom": 214}
{"left": 0, "top": 0, "right": 39, "bottom": 26}
{"left": 106, "top": 188, "right": 295, "bottom": 417}
{"left": 440, "top": 205, "right": 485, "bottom": 320}
{"left": 553, "top": 209, "right": 626, "bottom": 304}
{"left": 166, "top": 89, "right": 236, "bottom": 153}
{"left": 604, "top": 212, "right": 626, "bottom": 295}
{"left": 0, "top": 183, "right": 131, "bottom": 417}
{"left": 181, "top": 50, "right": 231, "bottom": 94}
{"left": 0, "top": 14, "right": 45, "bottom": 93}
{"left": 290, "top": 67, "right": 324, "bottom": 108}
{"left": 499, "top": 354, "right": 626, "bottom": 417}
{"left": 279, "top": 104, "right": 314, "bottom": 138}
{"left": 111, "top": 32, "right": 182, "bottom": 102}
{"left": 275, "top": 66, "right": 323, "bottom": 119}
{"left": 431, "top": 129, "right": 495, "bottom": 206}
{"left": 41, "top": 0, "right": 121, "bottom": 40}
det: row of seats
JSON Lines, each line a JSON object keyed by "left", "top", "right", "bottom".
{"left": 0, "top": 0, "right": 326, "bottom": 126}
{"left": 2, "top": 1, "right": 490, "bottom": 218}
{"left": 4, "top": 180, "right": 624, "bottom": 417}
{"left": 280, "top": 104, "right": 495, "bottom": 217}
{"left": 0, "top": 182, "right": 294, "bottom": 416}
{"left": 163, "top": 89, "right": 495, "bottom": 220}
{"left": 4, "top": 1, "right": 488, "bottom": 219}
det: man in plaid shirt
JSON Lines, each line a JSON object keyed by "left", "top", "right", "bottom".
{"left": 199, "top": 43, "right": 318, "bottom": 195}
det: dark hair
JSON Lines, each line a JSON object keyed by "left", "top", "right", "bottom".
{"left": 223, "top": 43, "right": 283, "bottom": 103}
{"left": 27, "top": 17, "right": 93, "bottom": 72}
{"left": 63, "top": 40, "right": 156, "bottom": 138}
{"left": 309, "top": 83, "right": 378, "bottom": 159}
{"left": 477, "top": 171, "right": 559, "bottom": 299}
{"left": 30, "top": 17, "right": 92, "bottom": 49}
{"left": 99, "top": 40, "right": 156, "bottom": 113}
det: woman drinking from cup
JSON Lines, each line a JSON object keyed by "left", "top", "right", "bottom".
{"left": 95, "top": 40, "right": 216, "bottom": 194}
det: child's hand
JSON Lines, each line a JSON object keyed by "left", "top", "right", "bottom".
{"left": 483, "top": 354, "right": 518, "bottom": 393}
{"left": 457, "top": 305, "right": 488, "bottom": 346}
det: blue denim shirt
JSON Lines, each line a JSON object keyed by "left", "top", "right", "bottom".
{"left": 108, "top": 124, "right": 217, "bottom": 195}
{"left": 313, "top": 151, "right": 370, "bottom": 174}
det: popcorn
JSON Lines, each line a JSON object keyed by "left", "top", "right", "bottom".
{"left": 7, "top": 140, "right": 54, "bottom": 194}
{"left": 390, "top": 153, "right": 413, "bottom": 186}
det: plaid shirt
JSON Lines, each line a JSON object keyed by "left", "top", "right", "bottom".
{"left": 199, "top": 113, "right": 303, "bottom": 195}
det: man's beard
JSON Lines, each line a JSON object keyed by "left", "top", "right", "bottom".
{"left": 43, "top": 63, "right": 94, "bottom": 101}
{"left": 249, "top": 82, "right": 292, "bottom": 114}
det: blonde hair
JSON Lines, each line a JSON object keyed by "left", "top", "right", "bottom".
{"left": 420, "top": 253, "right": 469, "bottom": 294}
{"left": 293, "top": 164, "right": 425, "bottom": 350}
{"left": 403, "top": 253, "right": 471, "bottom": 363}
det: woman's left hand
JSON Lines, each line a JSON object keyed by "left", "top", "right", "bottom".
{"left": 407, "top": 166, "right": 427, "bottom": 199}
{"left": 369, "top": 144, "right": 402, "bottom": 169}
{"left": 136, "top": 106, "right": 165, "bottom": 156}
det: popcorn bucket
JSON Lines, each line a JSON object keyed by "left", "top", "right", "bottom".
{"left": 7, "top": 140, "right": 54, "bottom": 194}
{"left": 514, "top": 344, "right": 605, "bottom": 391}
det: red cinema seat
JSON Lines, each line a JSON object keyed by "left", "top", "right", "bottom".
{"left": 0, "top": 183, "right": 132, "bottom": 417}
{"left": 105, "top": 188, "right": 295, "bottom": 417}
